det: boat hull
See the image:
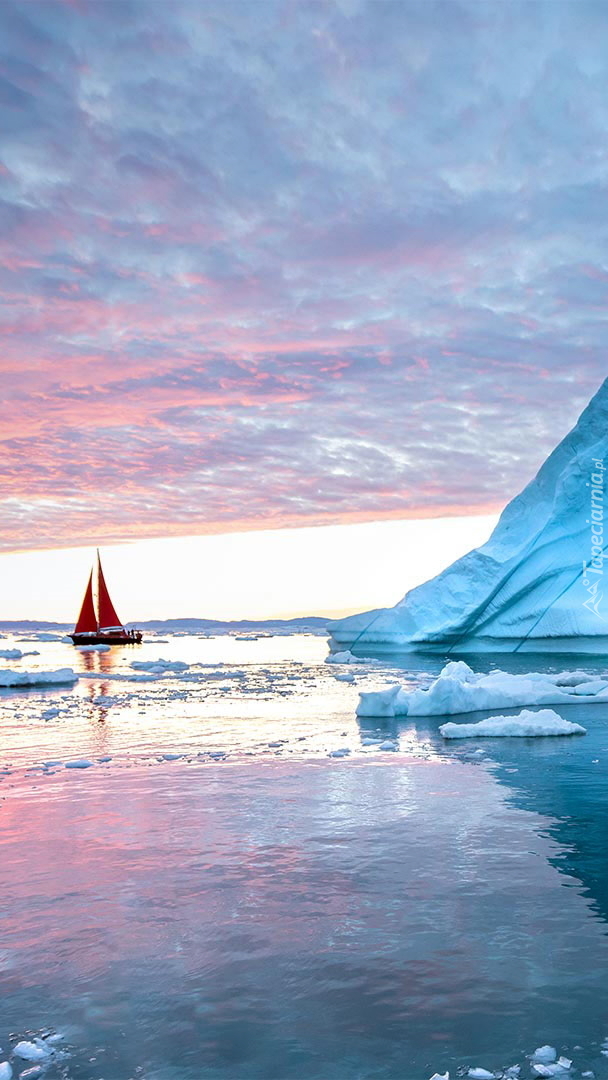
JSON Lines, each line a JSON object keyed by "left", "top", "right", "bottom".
{"left": 70, "top": 633, "right": 142, "bottom": 645}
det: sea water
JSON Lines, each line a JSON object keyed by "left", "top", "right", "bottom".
{"left": 2, "top": 632, "right": 608, "bottom": 1078}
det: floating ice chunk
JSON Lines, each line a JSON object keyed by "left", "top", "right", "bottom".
{"left": 357, "top": 662, "right": 608, "bottom": 718}
{"left": 325, "top": 651, "right": 377, "bottom": 665}
{"left": 65, "top": 759, "right": 94, "bottom": 769}
{"left": 161, "top": 753, "right": 182, "bottom": 761}
{"left": 328, "top": 748, "right": 351, "bottom": 757}
{"left": 428, "top": 1073, "right": 449, "bottom": 1080}
{"left": 532, "top": 1046, "right": 557, "bottom": 1063}
{"left": 0, "top": 648, "right": 39, "bottom": 660}
{"left": 357, "top": 685, "right": 405, "bottom": 717}
{"left": 440, "top": 709, "right": 586, "bottom": 739}
{"left": 554, "top": 671, "right": 596, "bottom": 686}
{"left": 0, "top": 668, "right": 78, "bottom": 688}
{"left": 43, "top": 760, "right": 63, "bottom": 768}
{"left": 532, "top": 1066, "right": 570, "bottom": 1078}
{"left": 334, "top": 672, "right": 355, "bottom": 682}
{"left": 503, "top": 1069, "right": 520, "bottom": 1078}
{"left": 571, "top": 681, "right": 608, "bottom": 695}
{"left": 581, "top": 1072, "right": 595, "bottom": 1078}
{"left": 19, "top": 1067, "right": 44, "bottom": 1079}
{"left": 131, "top": 658, "right": 189, "bottom": 673}
{"left": 0, "top": 1062, "right": 12, "bottom": 1079}
{"left": 12, "top": 1043, "right": 49, "bottom": 1062}
{"left": 378, "top": 740, "right": 398, "bottom": 751}
{"left": 77, "top": 644, "right": 111, "bottom": 652}
{"left": 468, "top": 1070, "right": 495, "bottom": 1079}
{"left": 19, "top": 633, "right": 62, "bottom": 642}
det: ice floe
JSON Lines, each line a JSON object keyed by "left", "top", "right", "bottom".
{"left": 13, "top": 1042, "right": 50, "bottom": 1062}
{"left": 0, "top": 1063, "right": 12, "bottom": 1079}
{"left": 357, "top": 661, "right": 608, "bottom": 718}
{"left": 0, "top": 649, "right": 39, "bottom": 660}
{"left": 325, "top": 650, "right": 377, "bottom": 664}
{"left": 0, "top": 668, "right": 78, "bottom": 688}
{"left": 76, "top": 643, "right": 111, "bottom": 652}
{"left": 64, "top": 758, "right": 94, "bottom": 769}
{"left": 131, "top": 658, "right": 190, "bottom": 673}
{"left": 440, "top": 709, "right": 586, "bottom": 739}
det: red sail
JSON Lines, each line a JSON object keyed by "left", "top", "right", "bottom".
{"left": 74, "top": 571, "right": 97, "bottom": 633}
{"left": 96, "top": 553, "right": 123, "bottom": 630}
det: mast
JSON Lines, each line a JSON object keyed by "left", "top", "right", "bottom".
{"left": 96, "top": 550, "right": 124, "bottom": 630}
{"left": 74, "top": 570, "right": 98, "bottom": 633}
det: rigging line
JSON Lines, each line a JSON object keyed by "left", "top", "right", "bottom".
{"left": 512, "top": 539, "right": 608, "bottom": 653}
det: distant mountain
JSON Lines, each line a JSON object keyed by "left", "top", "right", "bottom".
{"left": 138, "top": 617, "right": 327, "bottom": 631}
{"left": 0, "top": 616, "right": 328, "bottom": 633}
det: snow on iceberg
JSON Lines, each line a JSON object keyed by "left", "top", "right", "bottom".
{"left": 356, "top": 661, "right": 608, "bottom": 717}
{"left": 330, "top": 378, "right": 608, "bottom": 653}
{"left": 440, "top": 709, "right": 586, "bottom": 738}
{"left": 0, "top": 668, "right": 78, "bottom": 688}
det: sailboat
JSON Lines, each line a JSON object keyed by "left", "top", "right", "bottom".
{"left": 70, "top": 550, "right": 142, "bottom": 645}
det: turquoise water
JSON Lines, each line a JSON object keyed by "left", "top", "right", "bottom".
{"left": 2, "top": 634, "right": 608, "bottom": 1078}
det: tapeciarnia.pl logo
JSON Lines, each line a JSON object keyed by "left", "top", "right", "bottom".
{"left": 582, "top": 457, "right": 605, "bottom": 619}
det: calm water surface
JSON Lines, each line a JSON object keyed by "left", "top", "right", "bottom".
{"left": 2, "top": 633, "right": 608, "bottom": 1078}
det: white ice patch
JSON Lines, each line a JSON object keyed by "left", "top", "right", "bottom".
{"left": 440, "top": 709, "right": 586, "bottom": 739}
{"left": 0, "top": 668, "right": 78, "bottom": 687}
{"left": 325, "top": 650, "right": 376, "bottom": 664}
{"left": 357, "top": 661, "right": 608, "bottom": 718}
{"left": 468, "top": 1070, "right": 495, "bottom": 1079}
{"left": 77, "top": 644, "right": 111, "bottom": 652}
{"left": 131, "top": 658, "right": 190, "bottom": 673}
{"left": 64, "top": 759, "right": 94, "bottom": 769}
{"left": 532, "top": 1047, "right": 557, "bottom": 1063}
{"left": 0, "top": 1063, "right": 12, "bottom": 1079}
{"left": 0, "top": 649, "right": 39, "bottom": 660}
{"left": 13, "top": 1042, "right": 50, "bottom": 1062}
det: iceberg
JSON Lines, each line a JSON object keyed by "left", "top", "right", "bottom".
{"left": 330, "top": 378, "right": 608, "bottom": 653}
{"left": 439, "top": 708, "right": 586, "bottom": 738}
{"left": 356, "top": 661, "right": 608, "bottom": 718}
{"left": 0, "top": 668, "right": 78, "bottom": 688}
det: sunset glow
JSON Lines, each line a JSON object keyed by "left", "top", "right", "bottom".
{"left": 1, "top": 1, "right": 606, "bottom": 569}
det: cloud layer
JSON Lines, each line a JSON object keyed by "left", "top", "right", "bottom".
{"left": 0, "top": 0, "right": 606, "bottom": 550}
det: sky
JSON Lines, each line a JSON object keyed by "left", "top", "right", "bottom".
{"left": 0, "top": 514, "right": 498, "bottom": 622}
{"left": 0, "top": 0, "right": 606, "bottom": 617}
